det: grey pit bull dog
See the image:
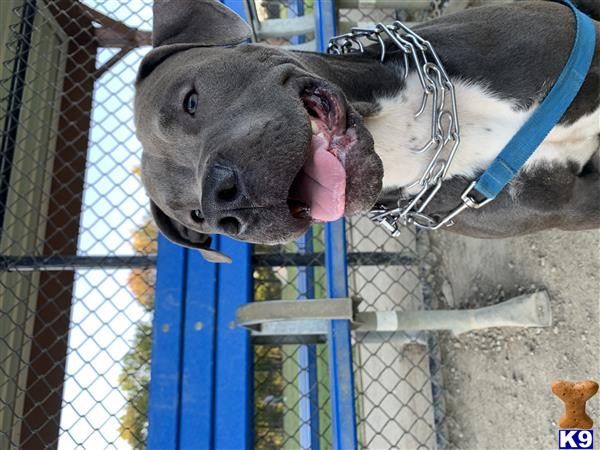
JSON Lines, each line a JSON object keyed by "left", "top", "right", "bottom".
{"left": 135, "top": 0, "right": 600, "bottom": 262}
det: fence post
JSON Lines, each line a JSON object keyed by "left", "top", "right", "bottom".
{"left": 314, "top": 0, "right": 336, "bottom": 53}
{"left": 289, "top": 0, "right": 306, "bottom": 45}
{"left": 313, "top": 4, "right": 358, "bottom": 448}
{"left": 325, "top": 220, "right": 358, "bottom": 450}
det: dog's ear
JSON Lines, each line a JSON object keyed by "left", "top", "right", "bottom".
{"left": 153, "top": 0, "right": 252, "bottom": 47}
{"left": 137, "top": 1, "right": 252, "bottom": 82}
{"left": 150, "top": 200, "right": 232, "bottom": 263}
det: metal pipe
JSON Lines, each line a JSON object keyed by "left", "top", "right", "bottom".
{"left": 353, "top": 291, "right": 552, "bottom": 335}
{"left": 337, "top": 0, "right": 438, "bottom": 10}
{"left": 0, "top": 255, "right": 156, "bottom": 271}
{"left": 252, "top": 251, "right": 416, "bottom": 267}
{"left": 2, "top": 251, "right": 416, "bottom": 271}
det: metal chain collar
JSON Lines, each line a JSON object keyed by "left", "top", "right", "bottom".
{"left": 328, "top": 19, "right": 477, "bottom": 236}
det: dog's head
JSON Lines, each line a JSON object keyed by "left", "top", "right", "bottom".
{"left": 135, "top": 0, "right": 383, "bottom": 261}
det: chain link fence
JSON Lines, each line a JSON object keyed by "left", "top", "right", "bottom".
{"left": 252, "top": 224, "right": 444, "bottom": 450}
{"left": 1, "top": 0, "right": 155, "bottom": 448}
{"left": 1, "top": 1, "right": 486, "bottom": 449}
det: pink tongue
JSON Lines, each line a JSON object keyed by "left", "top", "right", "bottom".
{"left": 296, "top": 134, "right": 346, "bottom": 221}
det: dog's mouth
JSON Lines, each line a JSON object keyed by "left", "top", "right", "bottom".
{"left": 287, "top": 85, "right": 357, "bottom": 222}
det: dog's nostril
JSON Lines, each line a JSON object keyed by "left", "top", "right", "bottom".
{"left": 218, "top": 217, "right": 241, "bottom": 235}
{"left": 190, "top": 209, "right": 204, "bottom": 223}
{"left": 208, "top": 164, "right": 240, "bottom": 204}
{"left": 217, "top": 184, "right": 238, "bottom": 202}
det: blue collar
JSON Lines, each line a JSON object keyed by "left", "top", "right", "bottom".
{"left": 469, "top": 0, "right": 596, "bottom": 201}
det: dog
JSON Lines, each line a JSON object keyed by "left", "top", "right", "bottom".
{"left": 135, "top": 0, "right": 600, "bottom": 262}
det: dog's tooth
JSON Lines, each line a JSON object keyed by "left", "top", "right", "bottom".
{"left": 311, "top": 120, "right": 319, "bottom": 134}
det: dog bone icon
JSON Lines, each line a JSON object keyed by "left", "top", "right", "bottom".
{"left": 551, "top": 380, "right": 598, "bottom": 429}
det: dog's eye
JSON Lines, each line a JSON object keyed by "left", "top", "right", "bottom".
{"left": 191, "top": 209, "right": 204, "bottom": 223}
{"left": 184, "top": 91, "right": 198, "bottom": 115}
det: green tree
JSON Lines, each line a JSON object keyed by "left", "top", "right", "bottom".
{"left": 117, "top": 322, "right": 152, "bottom": 449}
{"left": 126, "top": 220, "right": 157, "bottom": 311}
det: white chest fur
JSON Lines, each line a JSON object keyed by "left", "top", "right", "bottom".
{"left": 365, "top": 73, "right": 600, "bottom": 192}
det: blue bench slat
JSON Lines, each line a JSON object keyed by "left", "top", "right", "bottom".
{"left": 179, "top": 242, "right": 219, "bottom": 449}
{"left": 148, "top": 235, "right": 187, "bottom": 450}
{"left": 214, "top": 237, "right": 253, "bottom": 449}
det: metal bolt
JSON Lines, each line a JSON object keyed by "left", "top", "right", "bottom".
{"left": 194, "top": 321, "right": 203, "bottom": 331}
{"left": 228, "top": 321, "right": 236, "bottom": 330}
{"left": 162, "top": 323, "right": 170, "bottom": 333}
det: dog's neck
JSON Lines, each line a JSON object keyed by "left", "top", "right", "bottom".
{"left": 293, "top": 50, "right": 599, "bottom": 197}
{"left": 292, "top": 50, "right": 503, "bottom": 190}
{"left": 363, "top": 72, "right": 532, "bottom": 192}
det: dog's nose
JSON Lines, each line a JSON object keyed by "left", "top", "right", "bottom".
{"left": 202, "top": 163, "right": 244, "bottom": 235}
{"left": 206, "top": 163, "right": 240, "bottom": 203}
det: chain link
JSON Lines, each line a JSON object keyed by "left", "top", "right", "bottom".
{"left": 430, "top": 0, "right": 445, "bottom": 18}
{"left": 328, "top": 19, "right": 462, "bottom": 236}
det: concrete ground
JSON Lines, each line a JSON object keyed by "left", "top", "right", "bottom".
{"left": 429, "top": 228, "right": 600, "bottom": 449}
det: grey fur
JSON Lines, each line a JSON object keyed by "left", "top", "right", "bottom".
{"left": 136, "top": 0, "right": 600, "bottom": 260}
{"left": 153, "top": 0, "right": 251, "bottom": 47}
